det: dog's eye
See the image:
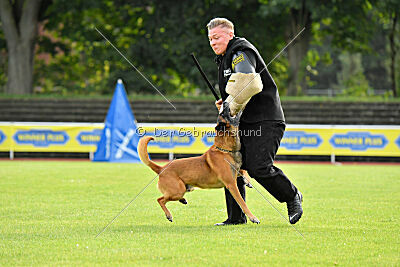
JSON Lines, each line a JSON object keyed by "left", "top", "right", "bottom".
{"left": 215, "top": 122, "right": 227, "bottom": 131}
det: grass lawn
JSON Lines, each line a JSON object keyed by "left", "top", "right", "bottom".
{"left": 0, "top": 161, "right": 399, "bottom": 266}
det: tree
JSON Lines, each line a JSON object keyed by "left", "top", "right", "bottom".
{"left": 39, "top": 0, "right": 287, "bottom": 96}
{"left": 259, "top": 0, "right": 378, "bottom": 96}
{"left": 0, "top": 0, "right": 45, "bottom": 94}
{"left": 142, "top": 0, "right": 287, "bottom": 95}
{"left": 1, "top": 0, "right": 395, "bottom": 97}
{"left": 259, "top": 0, "right": 314, "bottom": 95}
{"left": 35, "top": 0, "right": 148, "bottom": 95}
{"left": 0, "top": 20, "right": 7, "bottom": 91}
{"left": 285, "top": 1, "right": 312, "bottom": 96}
{"left": 388, "top": 10, "right": 398, "bottom": 97}
{"left": 374, "top": 0, "right": 400, "bottom": 97}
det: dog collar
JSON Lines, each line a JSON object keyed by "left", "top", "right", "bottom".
{"left": 215, "top": 146, "right": 240, "bottom": 153}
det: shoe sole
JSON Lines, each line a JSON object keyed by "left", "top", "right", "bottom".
{"left": 214, "top": 222, "right": 247, "bottom": 226}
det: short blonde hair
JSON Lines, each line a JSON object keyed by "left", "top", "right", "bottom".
{"left": 207, "top": 18, "right": 234, "bottom": 33}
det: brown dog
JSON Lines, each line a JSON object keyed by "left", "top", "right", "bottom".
{"left": 137, "top": 103, "right": 260, "bottom": 224}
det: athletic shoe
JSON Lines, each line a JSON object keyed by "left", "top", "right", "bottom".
{"left": 287, "top": 191, "right": 303, "bottom": 224}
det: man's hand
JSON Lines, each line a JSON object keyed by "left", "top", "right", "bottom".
{"left": 215, "top": 99, "right": 223, "bottom": 111}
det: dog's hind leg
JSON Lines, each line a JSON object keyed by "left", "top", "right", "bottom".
{"left": 179, "top": 184, "right": 194, "bottom": 204}
{"left": 157, "top": 178, "right": 187, "bottom": 222}
{"left": 157, "top": 196, "right": 174, "bottom": 222}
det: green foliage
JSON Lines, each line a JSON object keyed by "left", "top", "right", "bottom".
{"left": 336, "top": 52, "right": 373, "bottom": 96}
{"left": 303, "top": 49, "right": 320, "bottom": 89}
{"left": 259, "top": 0, "right": 383, "bottom": 96}
{"left": 30, "top": 0, "right": 292, "bottom": 96}
{"left": 269, "top": 58, "right": 289, "bottom": 95}
{"left": 34, "top": 1, "right": 151, "bottom": 95}
{"left": 372, "top": 0, "right": 400, "bottom": 96}
{"left": 316, "top": 0, "right": 378, "bottom": 53}
{"left": 0, "top": 21, "right": 6, "bottom": 92}
{"left": 0, "top": 0, "right": 398, "bottom": 97}
{"left": 339, "top": 72, "right": 373, "bottom": 96}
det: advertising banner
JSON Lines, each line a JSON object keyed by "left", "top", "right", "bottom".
{"left": 1, "top": 123, "right": 399, "bottom": 157}
{"left": 139, "top": 124, "right": 400, "bottom": 157}
{"left": 326, "top": 126, "right": 400, "bottom": 157}
{"left": 0, "top": 122, "right": 103, "bottom": 153}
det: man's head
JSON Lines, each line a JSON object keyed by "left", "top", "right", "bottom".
{"left": 207, "top": 18, "right": 234, "bottom": 55}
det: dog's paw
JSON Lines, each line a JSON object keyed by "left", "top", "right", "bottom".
{"left": 166, "top": 215, "right": 173, "bottom": 222}
{"left": 250, "top": 217, "right": 260, "bottom": 224}
{"left": 179, "top": 198, "right": 188, "bottom": 205}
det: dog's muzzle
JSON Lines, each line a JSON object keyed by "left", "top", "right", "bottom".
{"left": 218, "top": 101, "right": 241, "bottom": 127}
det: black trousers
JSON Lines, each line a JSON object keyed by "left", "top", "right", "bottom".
{"left": 223, "top": 120, "right": 298, "bottom": 223}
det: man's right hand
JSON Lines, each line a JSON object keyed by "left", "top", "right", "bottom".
{"left": 215, "top": 99, "right": 223, "bottom": 111}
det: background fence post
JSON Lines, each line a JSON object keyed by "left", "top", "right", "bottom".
{"left": 331, "top": 154, "right": 335, "bottom": 164}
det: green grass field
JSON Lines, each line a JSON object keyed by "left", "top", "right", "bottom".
{"left": 1, "top": 161, "right": 399, "bottom": 266}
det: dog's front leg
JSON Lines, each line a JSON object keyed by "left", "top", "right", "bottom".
{"left": 224, "top": 182, "right": 260, "bottom": 224}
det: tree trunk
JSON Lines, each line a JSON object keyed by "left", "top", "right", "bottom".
{"left": 286, "top": 0, "right": 312, "bottom": 96}
{"left": 0, "top": 0, "right": 41, "bottom": 94}
{"left": 389, "top": 11, "right": 398, "bottom": 97}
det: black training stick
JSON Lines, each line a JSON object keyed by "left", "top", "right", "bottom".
{"left": 190, "top": 53, "right": 219, "bottom": 101}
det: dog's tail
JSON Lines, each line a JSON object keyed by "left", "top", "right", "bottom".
{"left": 137, "top": 136, "right": 162, "bottom": 174}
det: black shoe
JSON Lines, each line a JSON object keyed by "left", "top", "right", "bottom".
{"left": 214, "top": 219, "right": 247, "bottom": 226}
{"left": 245, "top": 182, "right": 253, "bottom": 188}
{"left": 238, "top": 176, "right": 253, "bottom": 188}
{"left": 287, "top": 191, "right": 303, "bottom": 224}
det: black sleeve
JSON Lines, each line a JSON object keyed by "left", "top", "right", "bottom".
{"left": 231, "top": 50, "right": 256, "bottom": 74}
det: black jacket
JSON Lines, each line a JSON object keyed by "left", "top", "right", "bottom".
{"left": 215, "top": 37, "right": 285, "bottom": 123}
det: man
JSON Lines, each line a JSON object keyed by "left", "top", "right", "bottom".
{"left": 207, "top": 17, "right": 303, "bottom": 225}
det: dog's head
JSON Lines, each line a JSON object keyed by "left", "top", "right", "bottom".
{"left": 215, "top": 101, "right": 242, "bottom": 134}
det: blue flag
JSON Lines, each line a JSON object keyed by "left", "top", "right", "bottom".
{"left": 93, "top": 79, "right": 141, "bottom": 162}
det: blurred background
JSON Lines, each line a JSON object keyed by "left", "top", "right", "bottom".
{"left": 0, "top": 0, "right": 399, "bottom": 97}
{"left": 0, "top": 0, "right": 399, "bottom": 162}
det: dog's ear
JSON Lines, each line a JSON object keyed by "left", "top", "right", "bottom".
{"left": 219, "top": 101, "right": 230, "bottom": 117}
